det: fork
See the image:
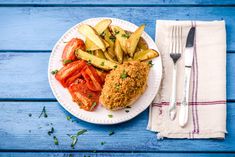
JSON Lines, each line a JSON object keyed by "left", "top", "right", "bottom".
{"left": 168, "top": 25, "right": 182, "bottom": 120}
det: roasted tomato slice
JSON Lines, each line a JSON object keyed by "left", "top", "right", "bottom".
{"left": 81, "top": 65, "right": 104, "bottom": 91}
{"left": 55, "top": 60, "right": 86, "bottom": 87}
{"left": 62, "top": 38, "right": 85, "bottom": 63}
{"left": 68, "top": 82, "right": 100, "bottom": 111}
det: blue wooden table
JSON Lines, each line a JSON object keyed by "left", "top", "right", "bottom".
{"left": 0, "top": 0, "right": 235, "bottom": 156}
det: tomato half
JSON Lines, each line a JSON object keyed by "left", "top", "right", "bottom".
{"left": 55, "top": 60, "right": 86, "bottom": 87}
{"left": 68, "top": 82, "right": 100, "bottom": 111}
{"left": 62, "top": 38, "right": 85, "bottom": 63}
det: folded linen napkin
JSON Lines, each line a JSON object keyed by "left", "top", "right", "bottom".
{"left": 147, "top": 20, "right": 227, "bottom": 139}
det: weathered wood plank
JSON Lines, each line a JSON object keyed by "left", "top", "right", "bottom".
{"left": 0, "top": 152, "right": 234, "bottom": 157}
{"left": 0, "top": 53, "right": 233, "bottom": 100}
{"left": 0, "top": 7, "right": 234, "bottom": 51}
{"left": 0, "top": 102, "right": 234, "bottom": 151}
{"left": 0, "top": 0, "right": 235, "bottom": 5}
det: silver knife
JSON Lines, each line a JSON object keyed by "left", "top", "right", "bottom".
{"left": 179, "top": 27, "right": 195, "bottom": 127}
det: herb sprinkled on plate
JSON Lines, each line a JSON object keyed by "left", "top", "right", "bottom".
{"left": 108, "top": 114, "right": 113, "bottom": 118}
{"left": 90, "top": 102, "right": 97, "bottom": 111}
{"left": 148, "top": 60, "right": 154, "bottom": 67}
{"left": 100, "top": 61, "right": 105, "bottom": 66}
{"left": 120, "top": 70, "right": 127, "bottom": 79}
{"left": 109, "top": 35, "right": 116, "bottom": 42}
{"left": 121, "top": 34, "right": 130, "bottom": 38}
{"left": 51, "top": 70, "right": 58, "bottom": 75}
{"left": 63, "top": 59, "right": 72, "bottom": 64}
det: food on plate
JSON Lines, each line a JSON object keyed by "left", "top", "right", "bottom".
{"left": 126, "top": 25, "right": 145, "bottom": 57}
{"left": 100, "top": 61, "right": 150, "bottom": 110}
{"left": 62, "top": 38, "right": 85, "bottom": 64}
{"left": 53, "top": 18, "right": 159, "bottom": 112}
{"left": 78, "top": 24, "right": 106, "bottom": 51}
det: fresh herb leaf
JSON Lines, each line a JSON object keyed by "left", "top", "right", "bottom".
{"left": 39, "top": 106, "right": 48, "bottom": 118}
{"left": 88, "top": 94, "right": 93, "bottom": 98}
{"left": 51, "top": 70, "right": 58, "bottom": 75}
{"left": 108, "top": 114, "right": 113, "bottom": 118}
{"left": 148, "top": 60, "right": 154, "bottom": 67}
{"left": 63, "top": 41, "right": 68, "bottom": 43}
{"left": 53, "top": 136, "right": 59, "bottom": 145}
{"left": 63, "top": 59, "right": 72, "bottom": 64}
{"left": 115, "top": 83, "right": 120, "bottom": 90}
{"left": 100, "top": 142, "right": 106, "bottom": 145}
{"left": 77, "top": 129, "right": 87, "bottom": 136}
{"left": 48, "top": 127, "right": 54, "bottom": 136}
{"left": 108, "top": 131, "right": 114, "bottom": 136}
{"left": 114, "top": 30, "right": 120, "bottom": 35}
{"left": 87, "top": 60, "right": 92, "bottom": 65}
{"left": 90, "top": 102, "right": 97, "bottom": 111}
{"left": 100, "top": 61, "right": 105, "bottom": 66}
{"left": 70, "top": 135, "right": 78, "bottom": 149}
{"left": 120, "top": 70, "right": 127, "bottom": 79}
{"left": 113, "top": 65, "right": 118, "bottom": 69}
{"left": 66, "top": 116, "right": 71, "bottom": 121}
{"left": 121, "top": 34, "right": 130, "bottom": 38}
{"left": 125, "top": 110, "right": 130, "bottom": 113}
{"left": 28, "top": 113, "right": 32, "bottom": 117}
{"left": 109, "top": 35, "right": 116, "bottom": 42}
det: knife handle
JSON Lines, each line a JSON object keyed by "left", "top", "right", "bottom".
{"left": 179, "top": 67, "right": 191, "bottom": 127}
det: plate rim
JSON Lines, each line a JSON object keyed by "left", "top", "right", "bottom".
{"left": 48, "top": 17, "right": 162, "bottom": 125}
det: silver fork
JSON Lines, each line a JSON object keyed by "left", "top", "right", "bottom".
{"left": 168, "top": 25, "right": 182, "bottom": 120}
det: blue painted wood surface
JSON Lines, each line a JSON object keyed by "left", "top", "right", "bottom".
{"left": 0, "top": 0, "right": 235, "bottom": 156}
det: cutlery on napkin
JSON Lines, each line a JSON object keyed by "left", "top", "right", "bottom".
{"left": 147, "top": 20, "right": 227, "bottom": 139}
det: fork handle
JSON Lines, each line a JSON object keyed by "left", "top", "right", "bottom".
{"left": 179, "top": 67, "right": 191, "bottom": 127}
{"left": 169, "top": 65, "right": 177, "bottom": 120}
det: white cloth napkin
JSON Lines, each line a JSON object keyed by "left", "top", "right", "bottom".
{"left": 147, "top": 20, "right": 227, "bottom": 139}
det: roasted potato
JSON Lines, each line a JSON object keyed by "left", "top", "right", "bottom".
{"left": 137, "top": 37, "right": 148, "bottom": 51}
{"left": 126, "top": 25, "right": 145, "bottom": 57}
{"left": 110, "top": 26, "right": 128, "bottom": 53}
{"left": 104, "top": 51, "right": 118, "bottom": 63}
{"left": 78, "top": 24, "right": 106, "bottom": 51}
{"left": 133, "top": 49, "right": 159, "bottom": 61}
{"left": 76, "top": 49, "right": 118, "bottom": 70}
{"left": 85, "top": 38, "right": 109, "bottom": 51}
{"left": 114, "top": 39, "right": 123, "bottom": 63}
{"left": 94, "top": 19, "right": 112, "bottom": 35}
{"left": 94, "top": 49, "right": 106, "bottom": 59}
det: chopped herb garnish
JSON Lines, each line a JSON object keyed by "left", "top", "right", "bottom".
{"left": 67, "top": 129, "right": 87, "bottom": 149}
{"left": 87, "top": 60, "right": 92, "bottom": 65}
{"left": 125, "top": 110, "right": 130, "bottom": 113}
{"left": 114, "top": 30, "right": 120, "bottom": 35}
{"left": 113, "top": 65, "right": 118, "bottom": 69}
{"left": 148, "top": 60, "right": 154, "bottom": 67}
{"left": 48, "top": 127, "right": 54, "bottom": 136}
{"left": 51, "top": 70, "right": 58, "bottom": 75}
{"left": 100, "top": 141, "right": 106, "bottom": 145}
{"left": 39, "top": 106, "right": 48, "bottom": 118}
{"left": 126, "top": 106, "right": 131, "bottom": 109}
{"left": 120, "top": 70, "right": 128, "bottom": 79}
{"left": 53, "top": 136, "right": 59, "bottom": 145}
{"left": 88, "top": 94, "right": 93, "bottom": 98}
{"left": 28, "top": 113, "right": 32, "bottom": 117}
{"left": 108, "top": 131, "right": 115, "bottom": 136}
{"left": 90, "top": 102, "right": 97, "bottom": 111}
{"left": 121, "top": 34, "right": 130, "bottom": 38}
{"left": 63, "top": 59, "right": 72, "bottom": 64}
{"left": 109, "top": 35, "right": 116, "bottom": 42}
{"left": 66, "top": 116, "right": 71, "bottom": 121}
{"left": 115, "top": 83, "right": 120, "bottom": 90}
{"left": 63, "top": 41, "right": 68, "bottom": 43}
{"left": 108, "top": 114, "right": 113, "bottom": 118}
{"left": 100, "top": 61, "right": 105, "bottom": 66}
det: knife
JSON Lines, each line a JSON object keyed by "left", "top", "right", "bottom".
{"left": 179, "top": 27, "right": 196, "bottom": 127}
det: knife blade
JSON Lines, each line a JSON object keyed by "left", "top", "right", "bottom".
{"left": 179, "top": 27, "right": 196, "bottom": 127}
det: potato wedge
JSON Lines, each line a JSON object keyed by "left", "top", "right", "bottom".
{"left": 104, "top": 51, "right": 118, "bottom": 63}
{"left": 104, "top": 29, "right": 115, "bottom": 48}
{"left": 94, "top": 49, "right": 106, "bottom": 59}
{"left": 137, "top": 37, "right": 148, "bottom": 51}
{"left": 94, "top": 19, "right": 112, "bottom": 35}
{"left": 114, "top": 39, "right": 123, "bottom": 63}
{"left": 126, "top": 25, "right": 145, "bottom": 57}
{"left": 110, "top": 26, "right": 128, "bottom": 53}
{"left": 78, "top": 24, "right": 106, "bottom": 51}
{"left": 85, "top": 38, "right": 109, "bottom": 51}
{"left": 133, "top": 49, "right": 159, "bottom": 61}
{"left": 76, "top": 49, "right": 118, "bottom": 70}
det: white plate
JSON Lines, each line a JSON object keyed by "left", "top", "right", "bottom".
{"left": 48, "top": 17, "right": 162, "bottom": 124}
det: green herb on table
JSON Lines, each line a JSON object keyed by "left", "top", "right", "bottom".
{"left": 108, "top": 131, "right": 115, "bottom": 136}
{"left": 51, "top": 70, "right": 58, "bottom": 75}
{"left": 53, "top": 136, "right": 59, "bottom": 145}
{"left": 48, "top": 127, "right": 54, "bottom": 136}
{"left": 120, "top": 70, "right": 127, "bottom": 79}
{"left": 63, "top": 59, "right": 72, "bottom": 64}
{"left": 148, "top": 60, "right": 154, "bottom": 67}
{"left": 66, "top": 116, "right": 71, "bottom": 121}
{"left": 108, "top": 114, "right": 113, "bottom": 118}
{"left": 39, "top": 106, "right": 48, "bottom": 118}
{"left": 77, "top": 129, "right": 87, "bottom": 136}
{"left": 109, "top": 35, "right": 116, "bottom": 42}
{"left": 100, "top": 141, "right": 106, "bottom": 145}
{"left": 28, "top": 113, "right": 32, "bottom": 117}
{"left": 90, "top": 102, "right": 97, "bottom": 111}
{"left": 67, "top": 129, "right": 87, "bottom": 149}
